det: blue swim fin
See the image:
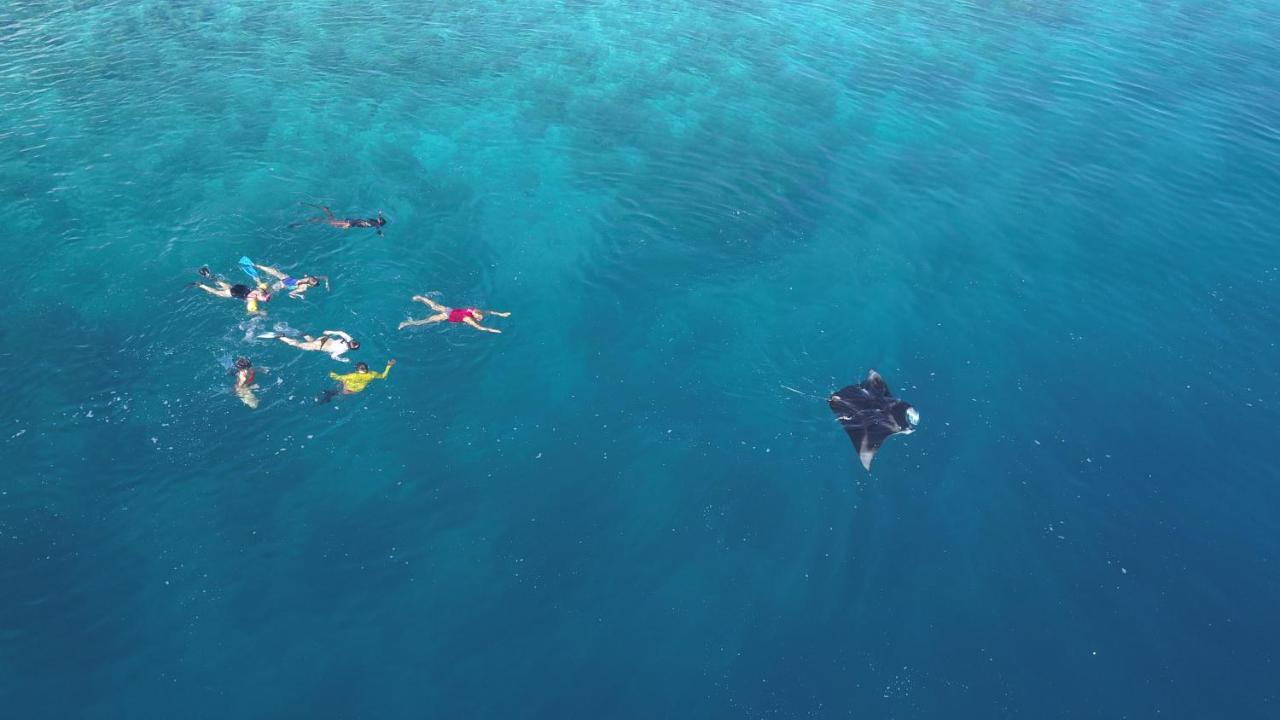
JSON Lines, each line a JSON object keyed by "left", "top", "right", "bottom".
{"left": 239, "top": 256, "right": 260, "bottom": 281}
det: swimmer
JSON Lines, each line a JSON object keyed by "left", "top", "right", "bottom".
{"left": 232, "top": 357, "right": 259, "bottom": 409}
{"left": 318, "top": 359, "right": 396, "bottom": 403}
{"left": 190, "top": 266, "right": 271, "bottom": 314}
{"left": 258, "top": 329, "right": 359, "bottom": 363}
{"left": 398, "top": 295, "right": 510, "bottom": 334}
{"left": 253, "top": 262, "right": 329, "bottom": 299}
{"left": 292, "top": 204, "right": 387, "bottom": 236}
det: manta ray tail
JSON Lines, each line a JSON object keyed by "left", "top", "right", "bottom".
{"left": 859, "top": 441, "right": 876, "bottom": 471}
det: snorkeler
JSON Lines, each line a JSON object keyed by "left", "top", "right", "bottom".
{"left": 318, "top": 359, "right": 396, "bottom": 403}
{"left": 292, "top": 204, "right": 387, "bottom": 235}
{"left": 398, "top": 295, "right": 510, "bottom": 334}
{"left": 258, "top": 329, "right": 359, "bottom": 362}
{"left": 252, "top": 262, "right": 329, "bottom": 299}
{"left": 190, "top": 266, "right": 271, "bottom": 314}
{"left": 232, "top": 357, "right": 259, "bottom": 409}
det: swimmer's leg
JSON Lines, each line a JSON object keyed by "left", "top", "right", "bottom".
{"left": 398, "top": 313, "right": 448, "bottom": 330}
{"left": 412, "top": 295, "right": 449, "bottom": 313}
{"left": 236, "top": 387, "right": 259, "bottom": 409}
{"left": 317, "top": 385, "right": 341, "bottom": 403}
{"left": 296, "top": 204, "right": 336, "bottom": 227}
{"left": 193, "top": 283, "right": 231, "bottom": 298}
{"left": 301, "top": 203, "right": 337, "bottom": 220}
{"left": 255, "top": 264, "right": 288, "bottom": 281}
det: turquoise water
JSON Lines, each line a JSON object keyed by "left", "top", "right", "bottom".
{"left": 3, "top": 0, "right": 1279, "bottom": 717}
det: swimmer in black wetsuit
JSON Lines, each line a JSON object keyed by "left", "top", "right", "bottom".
{"left": 189, "top": 266, "right": 271, "bottom": 314}
{"left": 292, "top": 204, "right": 387, "bottom": 236}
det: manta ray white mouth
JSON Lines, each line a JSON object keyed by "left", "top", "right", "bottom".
{"left": 905, "top": 407, "right": 920, "bottom": 427}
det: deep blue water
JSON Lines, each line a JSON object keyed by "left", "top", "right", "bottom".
{"left": 2, "top": 1, "right": 1279, "bottom": 717}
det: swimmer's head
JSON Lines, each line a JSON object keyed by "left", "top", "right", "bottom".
{"left": 234, "top": 357, "right": 252, "bottom": 370}
{"left": 355, "top": 362, "right": 369, "bottom": 372}
{"left": 302, "top": 276, "right": 320, "bottom": 287}
{"left": 471, "top": 310, "right": 485, "bottom": 321}
{"left": 375, "top": 212, "right": 387, "bottom": 227}
{"left": 348, "top": 340, "right": 361, "bottom": 350}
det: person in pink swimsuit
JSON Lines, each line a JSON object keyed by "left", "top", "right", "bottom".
{"left": 398, "top": 295, "right": 510, "bottom": 334}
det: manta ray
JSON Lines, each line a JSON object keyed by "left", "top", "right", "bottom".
{"left": 829, "top": 370, "right": 919, "bottom": 471}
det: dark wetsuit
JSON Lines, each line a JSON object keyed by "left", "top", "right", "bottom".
{"left": 293, "top": 206, "right": 385, "bottom": 234}
{"left": 230, "top": 284, "right": 252, "bottom": 299}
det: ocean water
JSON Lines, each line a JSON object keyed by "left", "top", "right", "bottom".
{"left": 2, "top": 0, "right": 1279, "bottom": 717}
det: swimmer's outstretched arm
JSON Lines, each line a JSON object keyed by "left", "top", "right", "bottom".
{"left": 323, "top": 330, "right": 352, "bottom": 341}
{"left": 484, "top": 310, "right": 511, "bottom": 317}
{"left": 375, "top": 359, "right": 396, "bottom": 379}
{"left": 464, "top": 316, "right": 501, "bottom": 334}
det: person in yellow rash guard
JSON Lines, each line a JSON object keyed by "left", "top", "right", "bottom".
{"left": 319, "top": 359, "right": 395, "bottom": 403}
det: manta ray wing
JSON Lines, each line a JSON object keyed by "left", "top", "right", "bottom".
{"left": 829, "top": 386, "right": 871, "bottom": 413}
{"left": 863, "top": 369, "right": 890, "bottom": 398}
